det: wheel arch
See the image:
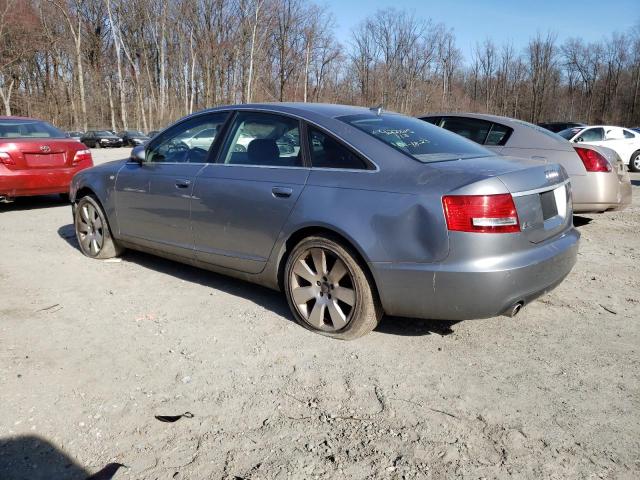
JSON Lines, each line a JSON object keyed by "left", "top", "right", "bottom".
{"left": 275, "top": 225, "right": 381, "bottom": 305}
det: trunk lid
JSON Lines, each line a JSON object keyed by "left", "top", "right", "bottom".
{"left": 432, "top": 155, "right": 572, "bottom": 243}
{"left": 0, "top": 138, "right": 82, "bottom": 170}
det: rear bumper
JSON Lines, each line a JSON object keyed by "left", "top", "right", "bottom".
{"left": 0, "top": 161, "right": 93, "bottom": 197}
{"left": 571, "top": 171, "right": 632, "bottom": 213}
{"left": 371, "top": 228, "right": 580, "bottom": 320}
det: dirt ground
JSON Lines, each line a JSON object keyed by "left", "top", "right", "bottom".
{"left": 1, "top": 147, "right": 639, "bottom": 479}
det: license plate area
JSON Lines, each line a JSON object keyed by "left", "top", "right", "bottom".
{"left": 24, "top": 153, "right": 66, "bottom": 168}
{"left": 540, "top": 190, "right": 558, "bottom": 220}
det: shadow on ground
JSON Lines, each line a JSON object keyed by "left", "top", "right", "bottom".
{"left": 573, "top": 215, "right": 593, "bottom": 227}
{"left": 58, "top": 224, "right": 461, "bottom": 338}
{"left": 0, "top": 195, "right": 69, "bottom": 212}
{"left": 0, "top": 435, "right": 124, "bottom": 480}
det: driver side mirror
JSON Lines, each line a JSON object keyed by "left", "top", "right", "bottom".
{"left": 575, "top": 137, "right": 583, "bottom": 143}
{"left": 130, "top": 145, "right": 146, "bottom": 164}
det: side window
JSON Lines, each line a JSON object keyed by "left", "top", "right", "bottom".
{"left": 220, "top": 112, "right": 302, "bottom": 167}
{"left": 623, "top": 129, "right": 636, "bottom": 139}
{"left": 146, "top": 112, "right": 228, "bottom": 164}
{"left": 439, "top": 117, "right": 492, "bottom": 145}
{"left": 578, "top": 128, "right": 604, "bottom": 142}
{"left": 605, "top": 128, "right": 624, "bottom": 140}
{"left": 307, "top": 127, "right": 368, "bottom": 169}
{"left": 485, "top": 123, "right": 512, "bottom": 146}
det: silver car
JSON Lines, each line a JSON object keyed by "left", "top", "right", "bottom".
{"left": 70, "top": 103, "right": 579, "bottom": 340}
{"left": 420, "top": 113, "right": 632, "bottom": 213}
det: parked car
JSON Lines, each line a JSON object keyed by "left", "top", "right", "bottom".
{"left": 0, "top": 116, "right": 93, "bottom": 200}
{"left": 66, "top": 131, "right": 84, "bottom": 142}
{"left": 420, "top": 113, "right": 631, "bottom": 212}
{"left": 80, "top": 130, "right": 123, "bottom": 148}
{"left": 183, "top": 127, "right": 218, "bottom": 150}
{"left": 118, "top": 130, "right": 150, "bottom": 147}
{"left": 538, "top": 122, "right": 586, "bottom": 133}
{"left": 70, "top": 103, "right": 579, "bottom": 339}
{"left": 557, "top": 125, "right": 640, "bottom": 172}
{"left": 147, "top": 130, "right": 160, "bottom": 138}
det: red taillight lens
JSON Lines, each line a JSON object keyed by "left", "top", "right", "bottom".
{"left": 0, "top": 151, "right": 14, "bottom": 165}
{"left": 72, "top": 149, "right": 92, "bottom": 165}
{"left": 574, "top": 147, "right": 611, "bottom": 172}
{"left": 442, "top": 193, "right": 520, "bottom": 233}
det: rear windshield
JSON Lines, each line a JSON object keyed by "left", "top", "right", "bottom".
{"left": 126, "top": 130, "right": 145, "bottom": 136}
{"left": 338, "top": 113, "right": 490, "bottom": 163}
{"left": 557, "top": 127, "right": 581, "bottom": 140}
{"left": 95, "top": 131, "right": 113, "bottom": 136}
{"left": 0, "top": 119, "right": 66, "bottom": 139}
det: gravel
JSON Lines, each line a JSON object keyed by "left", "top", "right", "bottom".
{"left": 1, "top": 148, "right": 639, "bottom": 479}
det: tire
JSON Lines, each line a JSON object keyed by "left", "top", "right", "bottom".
{"left": 74, "top": 195, "right": 124, "bottom": 259}
{"left": 284, "top": 235, "right": 382, "bottom": 340}
{"left": 629, "top": 150, "right": 640, "bottom": 172}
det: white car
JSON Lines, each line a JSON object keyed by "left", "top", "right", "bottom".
{"left": 183, "top": 127, "right": 217, "bottom": 150}
{"left": 558, "top": 125, "right": 640, "bottom": 172}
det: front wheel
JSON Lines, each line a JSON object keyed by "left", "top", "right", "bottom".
{"left": 629, "top": 150, "right": 640, "bottom": 172}
{"left": 284, "top": 235, "right": 382, "bottom": 340}
{"left": 74, "top": 195, "right": 123, "bottom": 259}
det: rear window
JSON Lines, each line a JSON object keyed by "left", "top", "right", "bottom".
{"left": 558, "top": 128, "right": 581, "bottom": 140}
{"left": 0, "top": 119, "right": 66, "bottom": 139}
{"left": 338, "top": 113, "right": 490, "bottom": 163}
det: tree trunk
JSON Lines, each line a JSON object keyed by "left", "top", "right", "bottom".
{"left": 0, "top": 79, "right": 13, "bottom": 115}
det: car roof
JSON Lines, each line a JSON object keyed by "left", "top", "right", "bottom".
{"left": 577, "top": 125, "right": 633, "bottom": 129}
{"left": 418, "top": 112, "right": 573, "bottom": 151}
{"left": 202, "top": 102, "right": 385, "bottom": 120}
{"left": 0, "top": 115, "right": 41, "bottom": 121}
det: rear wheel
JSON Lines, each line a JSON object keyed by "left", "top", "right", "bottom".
{"left": 284, "top": 235, "right": 382, "bottom": 340}
{"left": 74, "top": 195, "right": 123, "bottom": 259}
{"left": 629, "top": 150, "right": 640, "bottom": 172}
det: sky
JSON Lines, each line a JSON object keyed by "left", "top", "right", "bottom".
{"left": 326, "top": 0, "right": 640, "bottom": 62}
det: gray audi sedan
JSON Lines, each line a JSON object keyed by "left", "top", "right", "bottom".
{"left": 70, "top": 103, "right": 579, "bottom": 339}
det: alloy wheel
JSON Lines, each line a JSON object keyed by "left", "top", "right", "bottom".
{"left": 76, "top": 202, "right": 104, "bottom": 256}
{"left": 289, "top": 247, "right": 356, "bottom": 332}
{"left": 633, "top": 154, "right": 640, "bottom": 171}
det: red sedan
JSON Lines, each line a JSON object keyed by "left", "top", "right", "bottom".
{"left": 0, "top": 116, "right": 93, "bottom": 200}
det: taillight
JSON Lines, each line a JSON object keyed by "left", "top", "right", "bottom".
{"left": 0, "top": 151, "right": 14, "bottom": 165}
{"left": 574, "top": 147, "right": 611, "bottom": 172}
{"left": 442, "top": 194, "right": 520, "bottom": 233}
{"left": 72, "top": 149, "right": 92, "bottom": 165}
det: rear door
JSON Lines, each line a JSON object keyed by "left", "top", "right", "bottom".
{"left": 191, "top": 111, "right": 309, "bottom": 273}
{"left": 616, "top": 129, "right": 640, "bottom": 164}
{"left": 114, "top": 112, "right": 229, "bottom": 257}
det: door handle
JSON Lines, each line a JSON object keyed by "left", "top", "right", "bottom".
{"left": 175, "top": 179, "right": 191, "bottom": 189}
{"left": 272, "top": 186, "right": 293, "bottom": 198}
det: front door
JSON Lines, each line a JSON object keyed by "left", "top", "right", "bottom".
{"left": 191, "top": 111, "right": 309, "bottom": 273}
{"left": 114, "top": 112, "right": 229, "bottom": 257}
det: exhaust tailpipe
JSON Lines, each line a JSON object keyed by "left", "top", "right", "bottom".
{"left": 505, "top": 301, "right": 524, "bottom": 318}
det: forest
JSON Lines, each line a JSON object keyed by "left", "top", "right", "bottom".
{"left": 1, "top": 0, "right": 639, "bottom": 131}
